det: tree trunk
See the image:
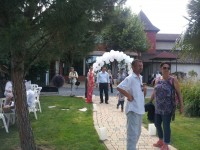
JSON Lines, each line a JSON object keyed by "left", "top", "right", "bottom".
{"left": 11, "top": 56, "right": 36, "bottom": 150}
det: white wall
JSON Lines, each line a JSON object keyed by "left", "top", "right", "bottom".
{"left": 156, "top": 42, "right": 175, "bottom": 50}
{"left": 150, "top": 63, "right": 200, "bottom": 79}
{"left": 171, "top": 64, "right": 200, "bottom": 79}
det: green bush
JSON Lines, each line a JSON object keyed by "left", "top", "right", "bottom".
{"left": 181, "top": 81, "right": 200, "bottom": 117}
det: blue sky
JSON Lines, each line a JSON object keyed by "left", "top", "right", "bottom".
{"left": 125, "top": 0, "right": 190, "bottom": 34}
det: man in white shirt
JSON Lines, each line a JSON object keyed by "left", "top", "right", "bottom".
{"left": 117, "top": 59, "right": 146, "bottom": 150}
{"left": 96, "top": 66, "right": 110, "bottom": 104}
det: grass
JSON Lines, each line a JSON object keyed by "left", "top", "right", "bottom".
{"left": 0, "top": 96, "right": 106, "bottom": 150}
{"left": 1, "top": 96, "right": 199, "bottom": 150}
{"left": 143, "top": 99, "right": 200, "bottom": 150}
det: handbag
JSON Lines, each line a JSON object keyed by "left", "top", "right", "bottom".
{"left": 168, "top": 77, "right": 180, "bottom": 121}
{"left": 75, "top": 81, "right": 80, "bottom": 86}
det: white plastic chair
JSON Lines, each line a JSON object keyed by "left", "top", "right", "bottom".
{"left": 27, "top": 90, "right": 38, "bottom": 120}
{"left": 34, "top": 87, "right": 42, "bottom": 113}
{"left": 0, "top": 98, "right": 9, "bottom": 133}
{"left": 31, "top": 84, "right": 38, "bottom": 91}
{"left": 28, "top": 102, "right": 38, "bottom": 120}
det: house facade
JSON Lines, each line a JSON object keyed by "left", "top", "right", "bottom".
{"left": 48, "top": 10, "right": 200, "bottom": 85}
{"left": 139, "top": 10, "right": 200, "bottom": 83}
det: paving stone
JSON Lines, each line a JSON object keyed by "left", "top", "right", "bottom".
{"left": 57, "top": 86, "right": 176, "bottom": 150}
{"left": 92, "top": 96, "right": 177, "bottom": 150}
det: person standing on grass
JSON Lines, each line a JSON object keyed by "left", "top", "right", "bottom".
{"left": 86, "top": 66, "right": 95, "bottom": 103}
{"left": 117, "top": 59, "right": 146, "bottom": 150}
{"left": 150, "top": 62, "right": 184, "bottom": 150}
{"left": 68, "top": 67, "right": 78, "bottom": 97}
{"left": 96, "top": 66, "right": 110, "bottom": 104}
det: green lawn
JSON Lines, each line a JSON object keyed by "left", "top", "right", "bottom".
{"left": 0, "top": 96, "right": 106, "bottom": 150}
{"left": 143, "top": 100, "right": 200, "bottom": 150}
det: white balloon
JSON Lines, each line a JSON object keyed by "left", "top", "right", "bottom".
{"left": 99, "top": 61, "right": 104, "bottom": 67}
{"left": 110, "top": 50, "right": 115, "bottom": 53}
{"left": 130, "top": 58, "right": 134, "bottom": 62}
{"left": 93, "top": 50, "right": 133, "bottom": 73}
{"left": 105, "top": 60, "right": 110, "bottom": 64}
{"left": 110, "top": 58, "right": 114, "bottom": 62}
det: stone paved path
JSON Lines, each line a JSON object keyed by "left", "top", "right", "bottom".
{"left": 92, "top": 96, "right": 177, "bottom": 150}
{"left": 56, "top": 83, "right": 177, "bottom": 150}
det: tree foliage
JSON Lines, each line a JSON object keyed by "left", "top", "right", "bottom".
{"left": 188, "top": 70, "right": 198, "bottom": 77}
{"left": 101, "top": 7, "right": 148, "bottom": 52}
{"left": 176, "top": 0, "right": 200, "bottom": 59}
{"left": 0, "top": 0, "right": 122, "bottom": 149}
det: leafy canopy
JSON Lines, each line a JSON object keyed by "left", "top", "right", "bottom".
{"left": 0, "top": 0, "right": 124, "bottom": 71}
{"left": 101, "top": 7, "right": 148, "bottom": 52}
{"left": 176, "top": 0, "right": 200, "bottom": 59}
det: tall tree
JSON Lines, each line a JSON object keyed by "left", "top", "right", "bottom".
{"left": 0, "top": 0, "right": 120, "bottom": 149}
{"left": 101, "top": 7, "right": 149, "bottom": 52}
{"left": 176, "top": 0, "right": 200, "bottom": 59}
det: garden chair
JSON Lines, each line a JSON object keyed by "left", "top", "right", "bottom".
{"left": 28, "top": 93, "right": 38, "bottom": 120}
{"left": 28, "top": 103, "right": 38, "bottom": 120}
{"left": 0, "top": 98, "right": 9, "bottom": 133}
{"left": 31, "top": 84, "right": 38, "bottom": 91}
{"left": 34, "top": 87, "right": 42, "bottom": 113}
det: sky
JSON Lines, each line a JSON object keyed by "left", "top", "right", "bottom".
{"left": 125, "top": 0, "right": 190, "bottom": 34}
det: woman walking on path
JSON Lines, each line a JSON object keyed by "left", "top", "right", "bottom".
{"left": 150, "top": 62, "right": 184, "bottom": 150}
{"left": 86, "top": 66, "right": 95, "bottom": 103}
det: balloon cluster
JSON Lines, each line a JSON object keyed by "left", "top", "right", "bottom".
{"left": 93, "top": 50, "right": 134, "bottom": 75}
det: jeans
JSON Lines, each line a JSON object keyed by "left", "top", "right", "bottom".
{"left": 127, "top": 111, "right": 143, "bottom": 150}
{"left": 154, "top": 113, "right": 172, "bottom": 144}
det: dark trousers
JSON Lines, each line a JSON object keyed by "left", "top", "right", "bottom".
{"left": 99, "top": 83, "right": 108, "bottom": 103}
{"left": 154, "top": 113, "right": 172, "bottom": 144}
{"left": 110, "top": 83, "right": 113, "bottom": 93}
{"left": 117, "top": 100, "right": 124, "bottom": 109}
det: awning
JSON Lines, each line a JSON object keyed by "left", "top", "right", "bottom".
{"left": 150, "top": 51, "right": 178, "bottom": 60}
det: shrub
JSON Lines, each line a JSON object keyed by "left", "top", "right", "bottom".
{"left": 188, "top": 70, "right": 198, "bottom": 77}
{"left": 181, "top": 81, "right": 200, "bottom": 117}
{"left": 52, "top": 75, "right": 65, "bottom": 88}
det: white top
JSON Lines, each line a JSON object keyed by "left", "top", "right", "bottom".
{"left": 25, "top": 81, "right": 32, "bottom": 90}
{"left": 69, "top": 71, "right": 78, "bottom": 83}
{"left": 96, "top": 71, "right": 110, "bottom": 83}
{"left": 156, "top": 73, "right": 161, "bottom": 79}
{"left": 4, "top": 81, "right": 13, "bottom": 99}
{"left": 117, "top": 72, "right": 145, "bottom": 115}
{"left": 27, "top": 89, "right": 35, "bottom": 107}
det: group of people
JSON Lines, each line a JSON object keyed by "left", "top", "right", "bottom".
{"left": 85, "top": 66, "right": 115, "bottom": 104}
{"left": 70, "top": 60, "right": 184, "bottom": 150}
{"left": 2, "top": 79, "right": 38, "bottom": 114}
{"left": 117, "top": 60, "right": 184, "bottom": 150}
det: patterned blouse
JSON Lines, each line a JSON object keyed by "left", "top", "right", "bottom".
{"left": 154, "top": 77, "right": 174, "bottom": 115}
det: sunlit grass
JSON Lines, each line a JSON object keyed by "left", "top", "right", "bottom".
{"left": 143, "top": 99, "right": 200, "bottom": 150}
{"left": 0, "top": 96, "right": 106, "bottom": 150}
